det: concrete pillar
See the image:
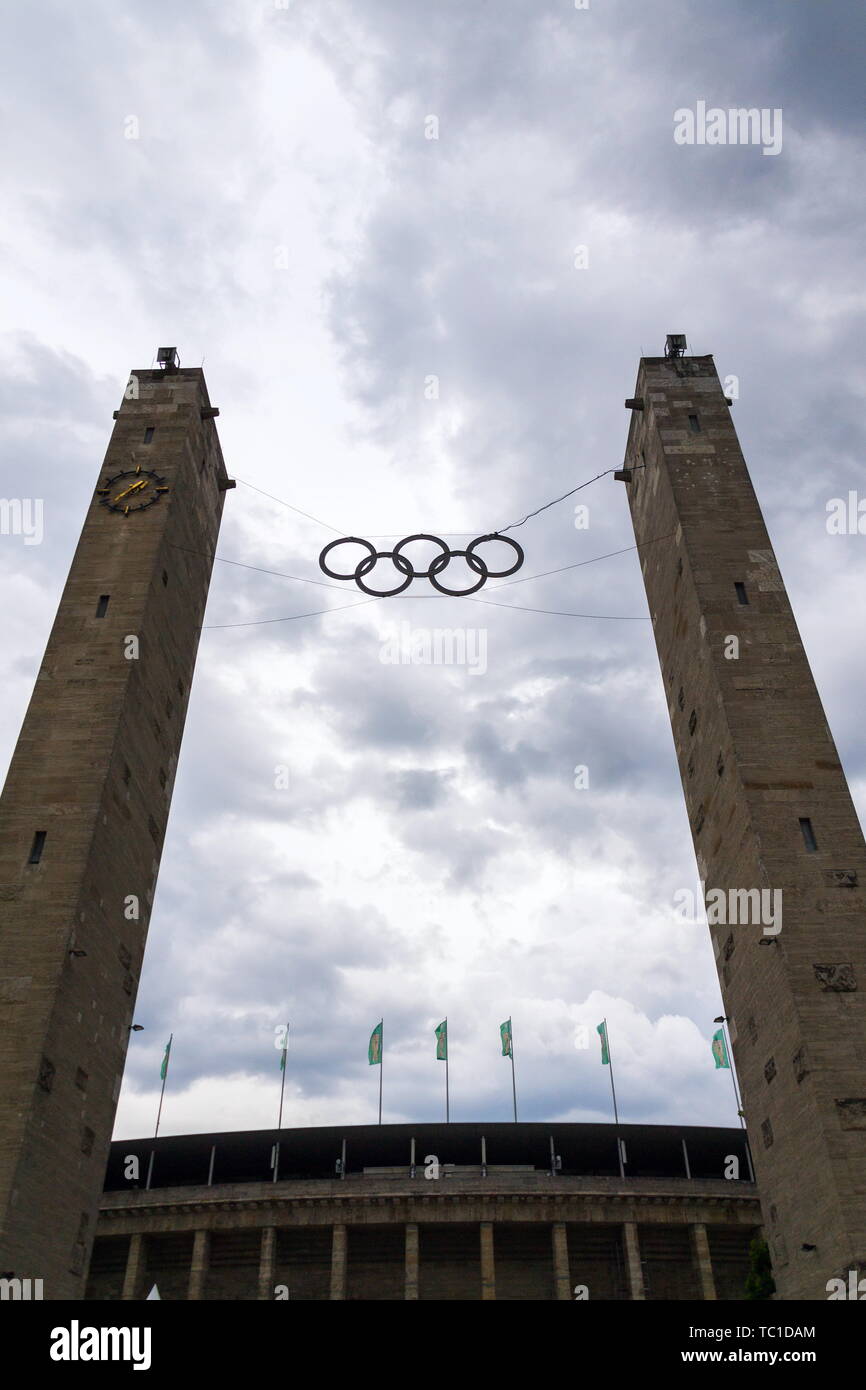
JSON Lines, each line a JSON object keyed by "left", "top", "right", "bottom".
{"left": 552, "top": 1222, "right": 571, "bottom": 1300}
{"left": 187, "top": 1229, "right": 210, "bottom": 1301}
{"left": 258, "top": 1227, "right": 276, "bottom": 1301}
{"left": 480, "top": 1221, "right": 496, "bottom": 1301}
{"left": 690, "top": 1222, "right": 717, "bottom": 1301}
{"left": 405, "top": 1223, "right": 419, "bottom": 1300}
{"left": 330, "top": 1223, "right": 347, "bottom": 1300}
{"left": 623, "top": 1222, "right": 645, "bottom": 1300}
{"left": 121, "top": 1232, "right": 145, "bottom": 1301}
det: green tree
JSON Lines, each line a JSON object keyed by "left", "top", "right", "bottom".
{"left": 744, "top": 1237, "right": 775, "bottom": 1299}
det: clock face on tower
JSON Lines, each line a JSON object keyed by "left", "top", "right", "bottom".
{"left": 97, "top": 467, "right": 170, "bottom": 514}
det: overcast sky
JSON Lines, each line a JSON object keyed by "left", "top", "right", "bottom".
{"left": 1, "top": 0, "right": 864, "bottom": 1140}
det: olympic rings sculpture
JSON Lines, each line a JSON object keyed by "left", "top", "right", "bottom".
{"left": 319, "top": 532, "right": 525, "bottom": 597}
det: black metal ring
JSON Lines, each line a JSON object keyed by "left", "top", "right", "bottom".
{"left": 392, "top": 533, "right": 451, "bottom": 579}
{"left": 466, "top": 533, "right": 524, "bottom": 578}
{"left": 319, "top": 536, "right": 377, "bottom": 580}
{"left": 428, "top": 548, "right": 489, "bottom": 596}
{"left": 354, "top": 549, "right": 414, "bottom": 597}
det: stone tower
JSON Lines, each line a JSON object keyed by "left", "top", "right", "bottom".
{"left": 620, "top": 339, "right": 866, "bottom": 1299}
{"left": 0, "top": 352, "right": 233, "bottom": 1298}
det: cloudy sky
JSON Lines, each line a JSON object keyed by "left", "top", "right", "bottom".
{"left": 1, "top": 0, "right": 864, "bottom": 1140}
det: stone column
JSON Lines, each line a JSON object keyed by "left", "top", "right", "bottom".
{"left": 187, "top": 1229, "right": 210, "bottom": 1301}
{"left": 690, "top": 1222, "right": 717, "bottom": 1300}
{"left": 330, "top": 1224, "right": 347, "bottom": 1300}
{"left": 480, "top": 1222, "right": 496, "bottom": 1301}
{"left": 405, "top": 1223, "right": 419, "bottom": 1300}
{"left": 258, "top": 1227, "right": 277, "bottom": 1300}
{"left": 121, "top": 1232, "right": 145, "bottom": 1300}
{"left": 623, "top": 1222, "right": 645, "bottom": 1300}
{"left": 552, "top": 1222, "right": 571, "bottom": 1300}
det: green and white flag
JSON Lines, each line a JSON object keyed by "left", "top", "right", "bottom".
{"left": 160, "top": 1037, "right": 172, "bottom": 1081}
{"left": 279, "top": 1026, "right": 288, "bottom": 1072}
{"left": 368, "top": 1020, "right": 383, "bottom": 1065}
{"left": 500, "top": 1018, "right": 512, "bottom": 1057}
{"left": 711, "top": 1028, "right": 730, "bottom": 1069}
{"left": 597, "top": 1021, "right": 610, "bottom": 1065}
{"left": 435, "top": 1020, "right": 448, "bottom": 1060}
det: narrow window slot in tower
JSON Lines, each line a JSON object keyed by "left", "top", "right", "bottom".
{"left": 799, "top": 817, "right": 818, "bottom": 852}
{"left": 95, "top": 595, "right": 110, "bottom": 618}
{"left": 28, "top": 831, "right": 47, "bottom": 864}
{"left": 143, "top": 427, "right": 155, "bottom": 443}
{"left": 735, "top": 582, "right": 749, "bottom": 605}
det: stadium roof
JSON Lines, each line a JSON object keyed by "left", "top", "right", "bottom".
{"left": 106, "top": 1121, "right": 754, "bottom": 1190}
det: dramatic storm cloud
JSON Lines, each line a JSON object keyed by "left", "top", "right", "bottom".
{"left": 1, "top": 0, "right": 864, "bottom": 1137}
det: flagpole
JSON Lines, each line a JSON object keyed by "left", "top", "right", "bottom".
{"left": 604, "top": 1018, "right": 620, "bottom": 1126}
{"left": 445, "top": 1017, "right": 449, "bottom": 1123}
{"left": 277, "top": 1021, "right": 289, "bottom": 1130}
{"left": 155, "top": 1032, "right": 172, "bottom": 1139}
{"left": 510, "top": 1024, "right": 517, "bottom": 1123}
{"left": 720, "top": 1018, "right": 745, "bottom": 1129}
{"left": 378, "top": 1018, "right": 383, "bottom": 1125}
{"left": 273, "top": 1021, "right": 290, "bottom": 1185}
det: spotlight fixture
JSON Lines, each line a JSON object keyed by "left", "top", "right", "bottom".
{"left": 128, "top": 1024, "right": 144, "bottom": 1033}
{"left": 68, "top": 948, "right": 87, "bottom": 958}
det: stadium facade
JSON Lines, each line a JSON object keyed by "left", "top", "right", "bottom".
{"left": 85, "top": 1122, "right": 760, "bottom": 1301}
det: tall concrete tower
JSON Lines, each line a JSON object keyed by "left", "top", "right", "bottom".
{"left": 620, "top": 339, "right": 866, "bottom": 1299}
{"left": 0, "top": 352, "right": 233, "bottom": 1298}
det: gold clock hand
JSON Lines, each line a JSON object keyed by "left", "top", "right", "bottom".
{"left": 113, "top": 479, "right": 150, "bottom": 502}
